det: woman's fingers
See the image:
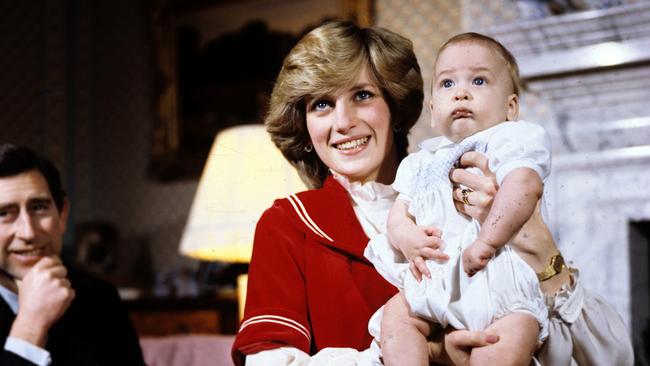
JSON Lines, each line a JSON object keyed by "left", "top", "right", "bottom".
{"left": 454, "top": 196, "right": 490, "bottom": 224}
{"left": 452, "top": 186, "right": 492, "bottom": 208}
{"left": 450, "top": 168, "right": 497, "bottom": 196}
{"left": 447, "top": 329, "right": 499, "bottom": 348}
{"left": 445, "top": 330, "right": 499, "bottom": 365}
{"left": 458, "top": 151, "right": 490, "bottom": 174}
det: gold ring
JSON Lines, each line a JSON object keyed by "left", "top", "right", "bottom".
{"left": 461, "top": 188, "right": 473, "bottom": 206}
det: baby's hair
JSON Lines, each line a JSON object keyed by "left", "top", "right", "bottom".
{"left": 435, "top": 32, "right": 520, "bottom": 96}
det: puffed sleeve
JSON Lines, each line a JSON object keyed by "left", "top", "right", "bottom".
{"left": 392, "top": 150, "right": 424, "bottom": 202}
{"left": 232, "top": 201, "right": 311, "bottom": 365}
{"left": 486, "top": 121, "right": 552, "bottom": 185}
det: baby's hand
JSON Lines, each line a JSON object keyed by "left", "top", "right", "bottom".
{"left": 462, "top": 240, "right": 496, "bottom": 276}
{"left": 389, "top": 224, "right": 448, "bottom": 281}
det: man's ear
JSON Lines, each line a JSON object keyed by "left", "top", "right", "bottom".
{"left": 506, "top": 93, "right": 519, "bottom": 121}
{"left": 59, "top": 197, "right": 70, "bottom": 234}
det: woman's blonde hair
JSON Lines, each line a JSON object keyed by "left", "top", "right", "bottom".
{"left": 266, "top": 20, "right": 423, "bottom": 188}
{"left": 435, "top": 32, "right": 520, "bottom": 96}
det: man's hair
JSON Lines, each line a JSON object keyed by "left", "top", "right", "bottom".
{"left": 266, "top": 20, "right": 424, "bottom": 188}
{"left": 0, "top": 144, "right": 66, "bottom": 212}
{"left": 435, "top": 32, "right": 520, "bottom": 96}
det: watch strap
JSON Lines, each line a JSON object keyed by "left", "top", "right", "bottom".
{"left": 536, "top": 253, "right": 565, "bottom": 282}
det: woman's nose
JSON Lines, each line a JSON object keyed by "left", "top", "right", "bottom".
{"left": 334, "top": 102, "right": 356, "bottom": 131}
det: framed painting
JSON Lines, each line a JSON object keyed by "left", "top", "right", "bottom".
{"left": 149, "top": 0, "right": 373, "bottom": 180}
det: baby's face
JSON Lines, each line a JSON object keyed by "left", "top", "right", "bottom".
{"left": 430, "top": 41, "right": 518, "bottom": 142}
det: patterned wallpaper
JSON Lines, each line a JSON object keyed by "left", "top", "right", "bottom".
{"left": 376, "top": 0, "right": 461, "bottom": 148}
{"left": 0, "top": 0, "right": 197, "bottom": 286}
{"left": 1, "top": 0, "right": 647, "bottom": 290}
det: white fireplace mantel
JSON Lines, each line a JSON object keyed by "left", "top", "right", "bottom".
{"left": 484, "top": 3, "right": 650, "bottom": 349}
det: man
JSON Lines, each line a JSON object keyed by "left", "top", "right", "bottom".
{"left": 0, "top": 144, "right": 145, "bottom": 365}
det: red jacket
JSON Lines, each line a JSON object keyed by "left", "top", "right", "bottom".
{"left": 232, "top": 176, "right": 397, "bottom": 364}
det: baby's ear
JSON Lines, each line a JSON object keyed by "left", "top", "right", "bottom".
{"left": 506, "top": 94, "right": 519, "bottom": 121}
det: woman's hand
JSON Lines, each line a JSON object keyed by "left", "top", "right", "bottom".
{"left": 428, "top": 327, "right": 499, "bottom": 365}
{"left": 450, "top": 151, "right": 498, "bottom": 224}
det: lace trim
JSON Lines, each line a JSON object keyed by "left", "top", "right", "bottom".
{"left": 331, "top": 173, "right": 396, "bottom": 202}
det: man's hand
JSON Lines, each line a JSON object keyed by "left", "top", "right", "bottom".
{"left": 10, "top": 256, "right": 75, "bottom": 347}
{"left": 462, "top": 240, "right": 496, "bottom": 276}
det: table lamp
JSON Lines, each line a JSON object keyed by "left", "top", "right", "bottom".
{"left": 179, "top": 124, "right": 307, "bottom": 318}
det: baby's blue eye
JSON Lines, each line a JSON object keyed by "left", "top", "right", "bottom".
{"left": 473, "top": 77, "right": 485, "bottom": 86}
{"left": 442, "top": 79, "right": 454, "bottom": 88}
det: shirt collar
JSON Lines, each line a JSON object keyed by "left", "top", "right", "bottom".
{"left": 419, "top": 135, "right": 456, "bottom": 152}
{"left": 331, "top": 172, "right": 397, "bottom": 202}
{"left": 0, "top": 284, "right": 19, "bottom": 314}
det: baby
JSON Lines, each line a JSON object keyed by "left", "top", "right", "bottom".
{"left": 365, "top": 32, "right": 562, "bottom": 365}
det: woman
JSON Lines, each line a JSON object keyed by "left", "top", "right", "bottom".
{"left": 232, "top": 21, "right": 633, "bottom": 365}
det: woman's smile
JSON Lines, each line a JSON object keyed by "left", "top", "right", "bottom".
{"left": 332, "top": 136, "right": 370, "bottom": 152}
{"left": 306, "top": 66, "right": 397, "bottom": 184}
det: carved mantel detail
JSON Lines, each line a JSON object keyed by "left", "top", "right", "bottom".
{"left": 484, "top": 3, "right": 650, "bottom": 352}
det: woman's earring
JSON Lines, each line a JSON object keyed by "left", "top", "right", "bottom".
{"left": 393, "top": 124, "right": 402, "bottom": 133}
{"left": 304, "top": 143, "right": 313, "bottom": 152}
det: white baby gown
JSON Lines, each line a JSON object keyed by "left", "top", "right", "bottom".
{"left": 365, "top": 121, "right": 550, "bottom": 344}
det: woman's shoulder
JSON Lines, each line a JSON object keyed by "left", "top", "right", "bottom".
{"left": 258, "top": 176, "right": 362, "bottom": 246}
{"left": 265, "top": 177, "right": 345, "bottom": 215}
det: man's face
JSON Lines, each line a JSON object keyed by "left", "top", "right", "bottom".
{"left": 0, "top": 170, "right": 68, "bottom": 282}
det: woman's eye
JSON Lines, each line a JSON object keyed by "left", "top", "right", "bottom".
{"left": 312, "top": 100, "right": 331, "bottom": 111}
{"left": 442, "top": 79, "right": 454, "bottom": 88}
{"left": 355, "top": 90, "right": 374, "bottom": 100}
{"left": 472, "top": 77, "right": 486, "bottom": 86}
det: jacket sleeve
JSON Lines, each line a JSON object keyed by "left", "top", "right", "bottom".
{"left": 232, "top": 201, "right": 311, "bottom": 365}
{"left": 0, "top": 350, "right": 39, "bottom": 366}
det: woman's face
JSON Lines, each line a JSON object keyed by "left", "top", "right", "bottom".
{"left": 305, "top": 67, "right": 397, "bottom": 185}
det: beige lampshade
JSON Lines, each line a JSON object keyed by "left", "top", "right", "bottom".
{"left": 179, "top": 124, "right": 307, "bottom": 262}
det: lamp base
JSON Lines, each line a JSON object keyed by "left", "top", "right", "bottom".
{"left": 197, "top": 261, "right": 249, "bottom": 289}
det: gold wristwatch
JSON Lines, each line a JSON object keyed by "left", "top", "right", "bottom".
{"left": 536, "top": 253, "right": 565, "bottom": 282}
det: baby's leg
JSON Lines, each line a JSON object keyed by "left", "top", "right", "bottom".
{"left": 469, "top": 313, "right": 539, "bottom": 366}
{"left": 381, "top": 292, "right": 432, "bottom": 366}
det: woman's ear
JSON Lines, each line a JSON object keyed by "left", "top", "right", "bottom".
{"left": 506, "top": 94, "right": 519, "bottom": 121}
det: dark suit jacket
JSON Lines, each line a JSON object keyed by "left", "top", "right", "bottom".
{"left": 0, "top": 268, "right": 145, "bottom": 366}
